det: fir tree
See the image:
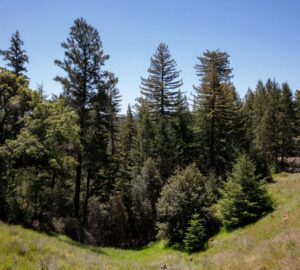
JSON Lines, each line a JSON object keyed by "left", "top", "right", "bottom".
{"left": 140, "top": 43, "right": 182, "bottom": 115}
{"left": 0, "top": 31, "right": 29, "bottom": 77}
{"left": 216, "top": 154, "right": 273, "bottom": 229}
{"left": 193, "top": 50, "right": 238, "bottom": 174}
{"left": 183, "top": 213, "right": 206, "bottom": 252}
{"left": 278, "top": 83, "right": 295, "bottom": 169}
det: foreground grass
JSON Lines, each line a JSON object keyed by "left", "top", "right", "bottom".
{"left": 1, "top": 173, "right": 300, "bottom": 269}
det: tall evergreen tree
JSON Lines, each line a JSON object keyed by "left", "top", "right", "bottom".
{"left": 193, "top": 50, "right": 238, "bottom": 174}
{"left": 253, "top": 79, "right": 281, "bottom": 168}
{"left": 0, "top": 31, "right": 29, "bottom": 77}
{"left": 140, "top": 43, "right": 183, "bottom": 115}
{"left": 278, "top": 83, "right": 295, "bottom": 168}
{"left": 54, "top": 18, "right": 109, "bottom": 218}
{"left": 294, "top": 90, "right": 300, "bottom": 153}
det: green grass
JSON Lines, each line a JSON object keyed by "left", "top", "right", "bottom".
{"left": 1, "top": 173, "right": 300, "bottom": 269}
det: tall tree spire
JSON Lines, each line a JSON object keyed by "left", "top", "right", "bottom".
{"left": 0, "top": 31, "right": 29, "bottom": 76}
{"left": 140, "top": 43, "right": 183, "bottom": 115}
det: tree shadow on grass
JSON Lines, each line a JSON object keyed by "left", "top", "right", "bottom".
{"left": 48, "top": 232, "right": 107, "bottom": 255}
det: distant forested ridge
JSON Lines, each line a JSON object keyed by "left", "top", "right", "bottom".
{"left": 0, "top": 18, "right": 298, "bottom": 251}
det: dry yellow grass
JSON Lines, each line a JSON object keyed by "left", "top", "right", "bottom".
{"left": 0, "top": 173, "right": 300, "bottom": 269}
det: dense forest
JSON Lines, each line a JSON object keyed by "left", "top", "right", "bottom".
{"left": 0, "top": 18, "right": 298, "bottom": 252}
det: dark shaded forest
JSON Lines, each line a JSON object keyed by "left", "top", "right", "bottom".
{"left": 0, "top": 18, "right": 298, "bottom": 252}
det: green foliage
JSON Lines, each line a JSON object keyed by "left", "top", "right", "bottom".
{"left": 0, "top": 174, "right": 299, "bottom": 270}
{"left": 0, "top": 31, "right": 29, "bottom": 76}
{"left": 156, "top": 164, "right": 217, "bottom": 246}
{"left": 141, "top": 43, "right": 183, "bottom": 115}
{"left": 216, "top": 154, "right": 273, "bottom": 229}
{"left": 5, "top": 99, "right": 80, "bottom": 225}
{"left": 0, "top": 70, "right": 35, "bottom": 143}
{"left": 183, "top": 213, "right": 206, "bottom": 252}
{"left": 193, "top": 50, "right": 240, "bottom": 174}
{"left": 0, "top": 25, "right": 298, "bottom": 250}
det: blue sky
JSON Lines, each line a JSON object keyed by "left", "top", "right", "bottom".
{"left": 1, "top": 0, "right": 300, "bottom": 112}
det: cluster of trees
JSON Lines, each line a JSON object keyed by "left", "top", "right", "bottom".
{"left": 0, "top": 18, "right": 298, "bottom": 251}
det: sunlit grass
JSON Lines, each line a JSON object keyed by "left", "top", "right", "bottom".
{"left": 1, "top": 173, "right": 300, "bottom": 269}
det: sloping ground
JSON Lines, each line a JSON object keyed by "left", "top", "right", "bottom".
{"left": 0, "top": 173, "right": 300, "bottom": 270}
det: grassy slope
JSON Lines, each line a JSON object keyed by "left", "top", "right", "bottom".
{"left": 1, "top": 173, "right": 300, "bottom": 270}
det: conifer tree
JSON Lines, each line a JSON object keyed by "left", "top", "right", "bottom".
{"left": 254, "top": 79, "right": 281, "bottom": 168}
{"left": 278, "top": 83, "right": 295, "bottom": 168}
{"left": 118, "top": 104, "right": 136, "bottom": 168}
{"left": 193, "top": 50, "right": 238, "bottom": 174}
{"left": 141, "top": 43, "right": 182, "bottom": 115}
{"left": 216, "top": 154, "right": 273, "bottom": 229}
{"left": 183, "top": 213, "right": 206, "bottom": 252}
{"left": 294, "top": 90, "right": 300, "bottom": 152}
{"left": 55, "top": 18, "right": 109, "bottom": 218}
{"left": 0, "top": 31, "right": 29, "bottom": 77}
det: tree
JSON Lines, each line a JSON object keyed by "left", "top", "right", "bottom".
{"left": 216, "top": 154, "right": 273, "bottom": 229}
{"left": 117, "top": 104, "right": 136, "bottom": 171}
{"left": 183, "top": 213, "right": 206, "bottom": 252}
{"left": 55, "top": 17, "right": 109, "bottom": 218}
{"left": 129, "top": 158, "right": 162, "bottom": 244}
{"left": 0, "top": 70, "right": 34, "bottom": 144}
{"left": 141, "top": 43, "right": 182, "bottom": 115}
{"left": 0, "top": 31, "right": 29, "bottom": 77}
{"left": 193, "top": 50, "right": 239, "bottom": 174}
{"left": 294, "top": 90, "right": 300, "bottom": 153}
{"left": 278, "top": 83, "right": 295, "bottom": 168}
{"left": 5, "top": 99, "right": 80, "bottom": 225}
{"left": 156, "top": 164, "right": 217, "bottom": 246}
{"left": 252, "top": 79, "right": 281, "bottom": 170}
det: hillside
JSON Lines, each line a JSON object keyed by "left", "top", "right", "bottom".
{"left": 1, "top": 173, "right": 300, "bottom": 270}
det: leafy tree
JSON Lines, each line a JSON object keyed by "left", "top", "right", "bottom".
{"left": 55, "top": 17, "right": 109, "bottom": 218}
{"left": 5, "top": 99, "right": 80, "bottom": 225}
{"left": 0, "top": 31, "right": 29, "bottom": 77}
{"left": 156, "top": 164, "right": 217, "bottom": 246}
{"left": 216, "top": 154, "right": 273, "bottom": 229}
{"left": 141, "top": 43, "right": 182, "bottom": 115}
{"left": 129, "top": 158, "right": 162, "bottom": 244}
{"left": 183, "top": 213, "right": 206, "bottom": 252}
{"left": 193, "top": 50, "right": 239, "bottom": 174}
{"left": 0, "top": 70, "right": 34, "bottom": 143}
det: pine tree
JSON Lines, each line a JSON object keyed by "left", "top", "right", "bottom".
{"left": 253, "top": 79, "right": 281, "bottom": 169}
{"left": 0, "top": 31, "right": 29, "bottom": 77}
{"left": 133, "top": 98, "right": 155, "bottom": 164}
{"left": 140, "top": 43, "right": 182, "bottom": 115}
{"left": 55, "top": 17, "right": 109, "bottom": 218}
{"left": 294, "top": 90, "right": 300, "bottom": 153}
{"left": 193, "top": 50, "right": 238, "bottom": 174}
{"left": 278, "top": 83, "right": 295, "bottom": 169}
{"left": 118, "top": 104, "right": 136, "bottom": 168}
{"left": 216, "top": 154, "right": 273, "bottom": 229}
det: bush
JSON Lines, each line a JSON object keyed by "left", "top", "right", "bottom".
{"left": 156, "top": 164, "right": 217, "bottom": 246}
{"left": 183, "top": 213, "right": 206, "bottom": 252}
{"left": 216, "top": 154, "right": 273, "bottom": 229}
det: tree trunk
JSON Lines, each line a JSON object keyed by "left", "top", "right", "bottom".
{"left": 74, "top": 153, "right": 82, "bottom": 217}
{"left": 80, "top": 166, "right": 91, "bottom": 242}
